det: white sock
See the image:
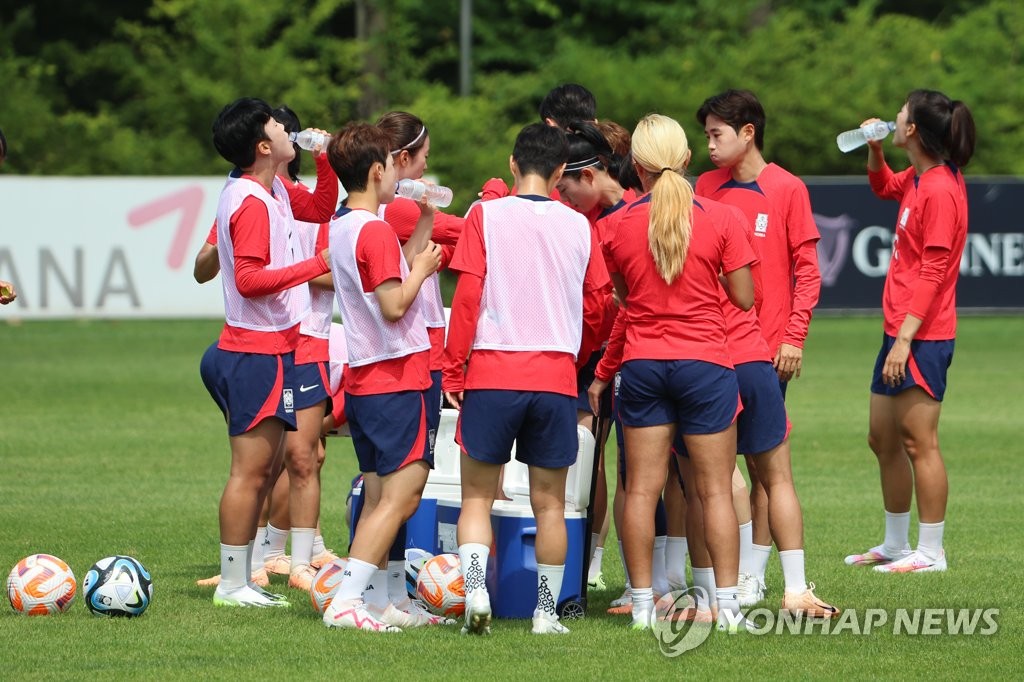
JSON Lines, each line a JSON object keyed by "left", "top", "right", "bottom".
{"left": 265, "top": 523, "right": 289, "bottom": 559}
{"left": 691, "top": 566, "right": 717, "bottom": 609}
{"left": 252, "top": 527, "right": 268, "bottom": 571}
{"left": 715, "top": 586, "right": 741, "bottom": 627}
{"left": 220, "top": 543, "right": 249, "bottom": 591}
{"left": 917, "top": 521, "right": 945, "bottom": 561}
{"left": 779, "top": 549, "right": 807, "bottom": 594}
{"left": 631, "top": 586, "right": 654, "bottom": 625}
{"left": 362, "top": 569, "right": 390, "bottom": 609}
{"left": 617, "top": 540, "right": 631, "bottom": 589}
{"left": 335, "top": 556, "right": 376, "bottom": 603}
{"left": 588, "top": 545, "right": 605, "bottom": 581}
{"left": 537, "top": 564, "right": 564, "bottom": 617}
{"left": 738, "top": 521, "right": 754, "bottom": 574}
{"left": 458, "top": 543, "right": 490, "bottom": 597}
{"left": 589, "top": 532, "right": 602, "bottom": 577}
{"left": 652, "top": 536, "right": 670, "bottom": 596}
{"left": 312, "top": 534, "right": 326, "bottom": 557}
{"left": 387, "top": 560, "right": 407, "bottom": 604}
{"left": 752, "top": 543, "right": 772, "bottom": 583}
{"left": 290, "top": 527, "right": 315, "bottom": 570}
{"left": 666, "top": 537, "right": 689, "bottom": 590}
{"left": 883, "top": 510, "right": 911, "bottom": 556}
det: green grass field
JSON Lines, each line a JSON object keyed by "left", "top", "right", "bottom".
{"left": 1, "top": 316, "right": 1021, "bottom": 679}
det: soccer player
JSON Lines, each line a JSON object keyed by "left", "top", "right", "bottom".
{"left": 195, "top": 106, "right": 339, "bottom": 591}
{"left": 679, "top": 203, "right": 839, "bottom": 619}
{"left": 540, "top": 83, "right": 598, "bottom": 128}
{"left": 374, "top": 110, "right": 463, "bottom": 625}
{"left": 202, "top": 97, "right": 332, "bottom": 607}
{"left": 479, "top": 83, "right": 598, "bottom": 201}
{"left": 320, "top": 122, "right": 441, "bottom": 632}
{"left": 845, "top": 90, "right": 975, "bottom": 573}
{"left": 555, "top": 120, "right": 638, "bottom": 596}
{"left": 696, "top": 89, "right": 822, "bottom": 599}
{"left": 443, "top": 123, "right": 608, "bottom": 635}
{"left": 588, "top": 114, "right": 756, "bottom": 632}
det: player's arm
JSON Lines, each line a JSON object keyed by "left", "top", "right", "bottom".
{"left": 442, "top": 272, "right": 483, "bottom": 410}
{"left": 577, "top": 229, "right": 612, "bottom": 370}
{"left": 721, "top": 211, "right": 756, "bottom": 312}
{"left": 193, "top": 222, "right": 220, "bottom": 284}
{"left": 287, "top": 153, "right": 340, "bottom": 223}
{"left": 231, "top": 199, "right": 330, "bottom": 297}
{"left": 310, "top": 224, "right": 334, "bottom": 289}
{"left": 723, "top": 265, "right": 754, "bottom": 311}
{"left": 479, "top": 177, "right": 511, "bottom": 201}
{"left": 374, "top": 246, "right": 441, "bottom": 322}
{"left": 441, "top": 204, "right": 486, "bottom": 409}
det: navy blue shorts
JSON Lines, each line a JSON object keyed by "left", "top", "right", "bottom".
{"left": 870, "top": 334, "right": 954, "bottom": 401}
{"left": 427, "top": 370, "right": 443, "bottom": 456}
{"left": 735, "top": 361, "right": 790, "bottom": 455}
{"left": 200, "top": 344, "right": 297, "bottom": 436}
{"left": 575, "top": 349, "right": 603, "bottom": 414}
{"left": 457, "top": 390, "right": 578, "bottom": 469}
{"left": 293, "top": 360, "right": 331, "bottom": 410}
{"left": 345, "top": 390, "right": 433, "bottom": 476}
{"left": 618, "top": 359, "right": 740, "bottom": 435}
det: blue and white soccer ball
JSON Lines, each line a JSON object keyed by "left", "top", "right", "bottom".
{"left": 83, "top": 556, "right": 153, "bottom": 617}
{"left": 405, "top": 548, "right": 434, "bottom": 600}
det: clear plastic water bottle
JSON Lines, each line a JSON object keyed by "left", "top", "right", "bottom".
{"left": 836, "top": 121, "right": 896, "bottom": 153}
{"left": 396, "top": 178, "right": 453, "bottom": 208}
{"left": 288, "top": 129, "right": 329, "bottom": 151}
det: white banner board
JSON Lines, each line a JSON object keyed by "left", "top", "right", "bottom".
{"left": 0, "top": 176, "right": 303, "bottom": 319}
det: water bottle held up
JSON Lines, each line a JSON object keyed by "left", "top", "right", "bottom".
{"left": 396, "top": 178, "right": 453, "bottom": 208}
{"left": 289, "top": 129, "right": 329, "bottom": 152}
{"left": 836, "top": 121, "right": 895, "bottom": 153}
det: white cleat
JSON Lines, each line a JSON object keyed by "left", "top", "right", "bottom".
{"left": 737, "top": 571, "right": 764, "bottom": 606}
{"left": 532, "top": 609, "right": 570, "bottom": 634}
{"left": 844, "top": 544, "right": 912, "bottom": 567}
{"left": 873, "top": 550, "right": 947, "bottom": 573}
{"left": 461, "top": 590, "right": 492, "bottom": 635}
{"left": 323, "top": 598, "right": 402, "bottom": 632}
{"left": 213, "top": 584, "right": 290, "bottom": 608}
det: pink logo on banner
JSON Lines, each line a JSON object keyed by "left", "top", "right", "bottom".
{"left": 127, "top": 185, "right": 205, "bottom": 269}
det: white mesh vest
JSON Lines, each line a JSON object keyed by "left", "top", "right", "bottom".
{"left": 378, "top": 202, "right": 446, "bottom": 328}
{"left": 293, "top": 218, "right": 333, "bottom": 339}
{"left": 473, "top": 197, "right": 590, "bottom": 357}
{"left": 216, "top": 176, "right": 311, "bottom": 332}
{"left": 328, "top": 322, "right": 348, "bottom": 394}
{"left": 329, "top": 209, "right": 430, "bottom": 367}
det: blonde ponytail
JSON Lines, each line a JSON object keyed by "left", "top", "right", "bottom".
{"left": 631, "top": 115, "right": 693, "bottom": 284}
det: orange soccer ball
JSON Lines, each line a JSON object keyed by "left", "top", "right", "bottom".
{"left": 310, "top": 558, "right": 348, "bottom": 614}
{"left": 7, "top": 554, "right": 77, "bottom": 615}
{"left": 415, "top": 553, "right": 465, "bottom": 617}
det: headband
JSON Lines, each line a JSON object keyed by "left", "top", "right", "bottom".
{"left": 565, "top": 156, "right": 601, "bottom": 172}
{"left": 393, "top": 126, "right": 427, "bottom": 154}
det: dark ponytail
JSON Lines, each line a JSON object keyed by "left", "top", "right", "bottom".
{"left": 948, "top": 100, "right": 976, "bottom": 168}
{"left": 906, "top": 89, "right": 976, "bottom": 168}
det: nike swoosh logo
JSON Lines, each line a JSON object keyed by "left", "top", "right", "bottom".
{"left": 299, "top": 384, "right": 319, "bottom": 393}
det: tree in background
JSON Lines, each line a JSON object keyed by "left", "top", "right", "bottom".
{"left": 0, "top": 0, "right": 1021, "bottom": 216}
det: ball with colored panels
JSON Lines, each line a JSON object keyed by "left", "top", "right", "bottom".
{"left": 83, "top": 556, "right": 153, "bottom": 617}
{"left": 310, "top": 558, "right": 348, "bottom": 614}
{"left": 6, "top": 554, "right": 77, "bottom": 615}
{"left": 415, "top": 553, "right": 465, "bottom": 617}
{"left": 405, "top": 548, "right": 434, "bottom": 601}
